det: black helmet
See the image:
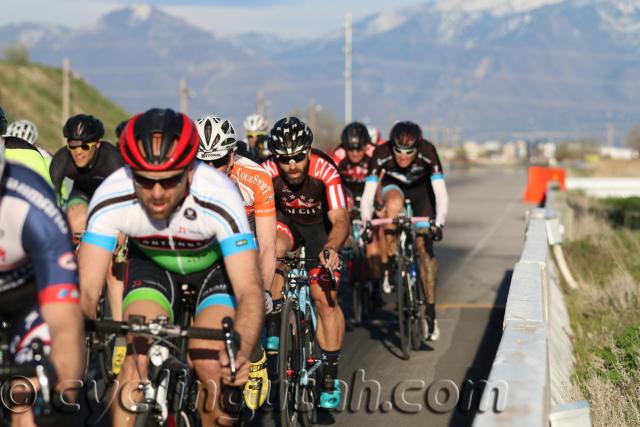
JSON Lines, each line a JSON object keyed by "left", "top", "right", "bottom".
{"left": 389, "top": 121, "right": 422, "bottom": 151}
{"left": 115, "top": 119, "right": 129, "bottom": 140}
{"left": 0, "top": 106, "right": 7, "bottom": 135}
{"left": 268, "top": 117, "right": 313, "bottom": 157}
{"left": 341, "top": 121, "right": 371, "bottom": 150}
{"left": 63, "top": 114, "right": 105, "bottom": 142}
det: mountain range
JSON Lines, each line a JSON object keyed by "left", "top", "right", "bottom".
{"left": 2, "top": 0, "right": 640, "bottom": 143}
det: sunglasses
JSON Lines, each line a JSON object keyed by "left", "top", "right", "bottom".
{"left": 347, "top": 146, "right": 364, "bottom": 152}
{"left": 393, "top": 146, "right": 416, "bottom": 156}
{"left": 133, "top": 172, "right": 186, "bottom": 190}
{"left": 67, "top": 142, "right": 98, "bottom": 152}
{"left": 276, "top": 151, "right": 308, "bottom": 164}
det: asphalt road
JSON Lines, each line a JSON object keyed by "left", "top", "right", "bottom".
{"left": 329, "top": 165, "right": 529, "bottom": 427}
{"left": 79, "top": 165, "right": 529, "bottom": 427}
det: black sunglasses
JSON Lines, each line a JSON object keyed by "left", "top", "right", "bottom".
{"left": 276, "top": 151, "right": 308, "bottom": 164}
{"left": 133, "top": 172, "right": 186, "bottom": 190}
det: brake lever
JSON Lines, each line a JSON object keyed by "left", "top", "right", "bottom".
{"left": 323, "top": 249, "right": 338, "bottom": 286}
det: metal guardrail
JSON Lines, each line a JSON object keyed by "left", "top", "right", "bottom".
{"left": 473, "top": 185, "right": 591, "bottom": 427}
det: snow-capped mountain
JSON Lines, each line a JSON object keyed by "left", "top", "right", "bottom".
{"left": 2, "top": 0, "right": 640, "bottom": 141}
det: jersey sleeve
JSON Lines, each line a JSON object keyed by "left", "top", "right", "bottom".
{"left": 423, "top": 141, "right": 445, "bottom": 181}
{"left": 84, "top": 169, "right": 136, "bottom": 252}
{"left": 252, "top": 169, "right": 276, "bottom": 218}
{"left": 21, "top": 188, "right": 79, "bottom": 306}
{"left": 314, "top": 157, "right": 347, "bottom": 211}
{"left": 49, "top": 147, "right": 73, "bottom": 197}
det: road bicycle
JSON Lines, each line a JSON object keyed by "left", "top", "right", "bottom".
{"left": 369, "top": 201, "right": 430, "bottom": 360}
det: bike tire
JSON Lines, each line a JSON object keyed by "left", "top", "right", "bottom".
{"left": 396, "top": 258, "right": 411, "bottom": 361}
{"left": 410, "top": 264, "right": 426, "bottom": 350}
{"left": 278, "top": 299, "right": 301, "bottom": 427}
{"left": 299, "top": 303, "right": 319, "bottom": 426}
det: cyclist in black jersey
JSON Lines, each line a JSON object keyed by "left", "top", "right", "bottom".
{"left": 360, "top": 121, "right": 449, "bottom": 342}
{"left": 49, "top": 114, "right": 125, "bottom": 321}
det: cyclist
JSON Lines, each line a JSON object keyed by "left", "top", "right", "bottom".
{"left": 367, "top": 126, "right": 384, "bottom": 145}
{"left": 78, "top": 108, "right": 264, "bottom": 425}
{"left": 360, "top": 121, "right": 449, "bottom": 341}
{"left": 5, "top": 119, "right": 52, "bottom": 159}
{"left": 331, "top": 122, "right": 383, "bottom": 308}
{"left": 0, "top": 109, "right": 84, "bottom": 426}
{"left": 195, "top": 114, "right": 276, "bottom": 410}
{"left": 262, "top": 117, "right": 349, "bottom": 409}
{"left": 241, "top": 113, "right": 269, "bottom": 160}
{"left": 50, "top": 114, "right": 123, "bottom": 231}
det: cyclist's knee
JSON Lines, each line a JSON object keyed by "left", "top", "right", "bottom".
{"left": 66, "top": 204, "right": 88, "bottom": 234}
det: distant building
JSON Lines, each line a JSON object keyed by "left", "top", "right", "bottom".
{"left": 600, "top": 146, "right": 638, "bottom": 160}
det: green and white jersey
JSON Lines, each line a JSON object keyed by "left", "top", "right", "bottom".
{"left": 83, "top": 162, "right": 256, "bottom": 274}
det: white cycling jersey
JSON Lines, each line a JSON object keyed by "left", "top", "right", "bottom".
{"left": 83, "top": 162, "right": 256, "bottom": 275}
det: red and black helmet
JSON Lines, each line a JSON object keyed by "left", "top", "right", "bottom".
{"left": 120, "top": 108, "right": 199, "bottom": 171}
{"left": 389, "top": 121, "right": 422, "bottom": 151}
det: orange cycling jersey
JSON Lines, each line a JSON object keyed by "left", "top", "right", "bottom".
{"left": 229, "top": 154, "right": 276, "bottom": 228}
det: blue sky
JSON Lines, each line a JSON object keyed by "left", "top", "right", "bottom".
{"left": 4, "top": 0, "right": 428, "bottom": 38}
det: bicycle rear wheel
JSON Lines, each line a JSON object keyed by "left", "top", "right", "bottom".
{"left": 396, "top": 258, "right": 411, "bottom": 360}
{"left": 278, "top": 299, "right": 301, "bottom": 427}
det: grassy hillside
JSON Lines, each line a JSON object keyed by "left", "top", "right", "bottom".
{"left": 0, "top": 61, "right": 129, "bottom": 152}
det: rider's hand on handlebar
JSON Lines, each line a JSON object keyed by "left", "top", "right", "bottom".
{"left": 219, "top": 349, "right": 250, "bottom": 386}
{"left": 429, "top": 224, "right": 444, "bottom": 242}
{"left": 320, "top": 247, "right": 340, "bottom": 271}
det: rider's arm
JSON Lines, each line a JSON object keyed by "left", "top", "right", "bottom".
{"left": 78, "top": 240, "right": 114, "bottom": 319}
{"left": 21, "top": 184, "right": 84, "bottom": 390}
{"left": 255, "top": 215, "right": 276, "bottom": 292}
{"left": 253, "top": 169, "right": 277, "bottom": 291}
{"left": 360, "top": 147, "right": 383, "bottom": 221}
{"left": 325, "top": 207, "right": 350, "bottom": 252}
{"left": 206, "top": 178, "right": 264, "bottom": 355}
{"left": 426, "top": 143, "right": 449, "bottom": 226}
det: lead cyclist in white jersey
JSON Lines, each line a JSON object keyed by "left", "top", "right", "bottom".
{"left": 78, "top": 108, "right": 264, "bottom": 426}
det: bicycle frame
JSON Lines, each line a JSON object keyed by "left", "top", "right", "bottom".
{"left": 280, "top": 248, "right": 322, "bottom": 387}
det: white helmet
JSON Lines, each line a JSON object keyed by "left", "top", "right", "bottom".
{"left": 6, "top": 120, "right": 39, "bottom": 145}
{"left": 243, "top": 114, "right": 268, "bottom": 135}
{"left": 195, "top": 115, "right": 237, "bottom": 161}
{"left": 367, "top": 126, "right": 381, "bottom": 144}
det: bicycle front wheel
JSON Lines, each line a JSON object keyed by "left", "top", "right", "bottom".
{"left": 278, "top": 299, "right": 301, "bottom": 427}
{"left": 396, "top": 258, "right": 411, "bottom": 360}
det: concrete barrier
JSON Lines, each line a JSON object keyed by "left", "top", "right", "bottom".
{"left": 473, "top": 188, "right": 591, "bottom": 426}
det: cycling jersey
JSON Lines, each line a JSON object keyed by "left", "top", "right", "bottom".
{"left": 330, "top": 146, "right": 374, "bottom": 198}
{"left": 0, "top": 162, "right": 79, "bottom": 361}
{"left": 262, "top": 149, "right": 347, "bottom": 226}
{"left": 368, "top": 140, "right": 443, "bottom": 186}
{"left": 4, "top": 136, "right": 53, "bottom": 187}
{"left": 49, "top": 141, "right": 123, "bottom": 203}
{"left": 83, "top": 162, "right": 256, "bottom": 275}
{"left": 228, "top": 154, "right": 276, "bottom": 231}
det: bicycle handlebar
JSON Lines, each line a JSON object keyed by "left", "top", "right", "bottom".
{"left": 86, "top": 316, "right": 241, "bottom": 379}
{"left": 368, "top": 216, "right": 432, "bottom": 227}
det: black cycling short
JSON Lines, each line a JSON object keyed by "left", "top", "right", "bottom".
{"left": 122, "top": 244, "right": 236, "bottom": 324}
{"left": 275, "top": 212, "right": 341, "bottom": 288}
{"left": 380, "top": 178, "right": 434, "bottom": 219}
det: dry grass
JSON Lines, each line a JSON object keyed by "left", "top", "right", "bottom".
{"left": 569, "top": 159, "right": 640, "bottom": 178}
{"left": 562, "top": 198, "right": 640, "bottom": 426}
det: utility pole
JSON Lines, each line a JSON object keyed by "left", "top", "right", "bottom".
{"left": 179, "top": 79, "right": 189, "bottom": 115}
{"left": 62, "top": 58, "right": 70, "bottom": 143}
{"left": 308, "top": 99, "right": 317, "bottom": 134}
{"left": 344, "top": 11, "right": 352, "bottom": 124}
{"left": 431, "top": 118, "right": 438, "bottom": 144}
{"left": 607, "top": 123, "right": 615, "bottom": 148}
{"left": 257, "top": 91, "right": 265, "bottom": 116}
